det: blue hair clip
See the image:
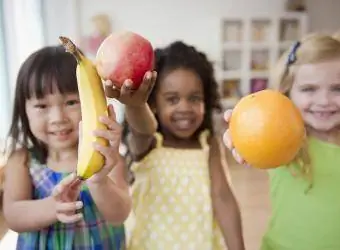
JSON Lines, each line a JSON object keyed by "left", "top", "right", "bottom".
{"left": 286, "top": 41, "right": 301, "bottom": 66}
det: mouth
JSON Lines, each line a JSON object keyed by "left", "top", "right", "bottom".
{"left": 172, "top": 118, "right": 195, "bottom": 131}
{"left": 308, "top": 110, "right": 338, "bottom": 119}
{"left": 49, "top": 129, "right": 73, "bottom": 140}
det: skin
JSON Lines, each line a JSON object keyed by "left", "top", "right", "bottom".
{"left": 3, "top": 90, "right": 131, "bottom": 232}
{"left": 105, "top": 69, "right": 245, "bottom": 250}
{"left": 224, "top": 58, "right": 340, "bottom": 162}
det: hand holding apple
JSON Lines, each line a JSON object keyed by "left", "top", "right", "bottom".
{"left": 104, "top": 71, "right": 157, "bottom": 107}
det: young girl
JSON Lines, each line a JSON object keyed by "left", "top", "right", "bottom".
{"left": 3, "top": 45, "right": 131, "bottom": 249}
{"left": 224, "top": 33, "right": 340, "bottom": 250}
{"left": 105, "top": 41, "right": 245, "bottom": 250}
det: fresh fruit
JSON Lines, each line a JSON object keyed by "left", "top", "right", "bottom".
{"left": 95, "top": 31, "right": 154, "bottom": 89}
{"left": 229, "top": 89, "right": 305, "bottom": 169}
{"left": 59, "top": 36, "right": 108, "bottom": 180}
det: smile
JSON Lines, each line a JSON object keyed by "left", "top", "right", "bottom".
{"left": 309, "top": 110, "right": 337, "bottom": 119}
{"left": 172, "top": 118, "right": 195, "bottom": 130}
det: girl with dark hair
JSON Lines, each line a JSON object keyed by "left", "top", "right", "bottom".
{"left": 3, "top": 45, "right": 131, "bottom": 249}
{"left": 106, "top": 41, "right": 245, "bottom": 250}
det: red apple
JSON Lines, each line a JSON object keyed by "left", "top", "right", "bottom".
{"left": 95, "top": 31, "right": 154, "bottom": 89}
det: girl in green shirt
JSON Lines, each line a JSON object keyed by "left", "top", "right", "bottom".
{"left": 224, "top": 33, "right": 340, "bottom": 250}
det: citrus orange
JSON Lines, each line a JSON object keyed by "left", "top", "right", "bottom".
{"left": 229, "top": 89, "right": 305, "bottom": 169}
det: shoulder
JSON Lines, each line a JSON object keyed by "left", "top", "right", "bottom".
{"left": 6, "top": 148, "right": 29, "bottom": 169}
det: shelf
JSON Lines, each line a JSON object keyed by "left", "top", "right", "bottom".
{"left": 221, "top": 79, "right": 242, "bottom": 100}
{"left": 251, "top": 19, "right": 271, "bottom": 43}
{"left": 279, "top": 18, "right": 301, "bottom": 42}
{"left": 250, "top": 78, "right": 269, "bottom": 93}
{"left": 222, "top": 70, "right": 241, "bottom": 79}
{"left": 250, "top": 71, "right": 269, "bottom": 78}
{"left": 221, "top": 97, "right": 239, "bottom": 108}
{"left": 222, "top": 20, "right": 243, "bottom": 42}
{"left": 251, "top": 49, "right": 269, "bottom": 71}
{"left": 223, "top": 50, "right": 242, "bottom": 71}
{"left": 219, "top": 13, "right": 307, "bottom": 99}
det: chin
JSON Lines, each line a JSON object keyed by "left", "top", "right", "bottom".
{"left": 308, "top": 122, "right": 340, "bottom": 132}
{"left": 172, "top": 129, "right": 197, "bottom": 139}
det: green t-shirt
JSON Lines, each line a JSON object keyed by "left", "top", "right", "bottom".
{"left": 261, "top": 137, "right": 340, "bottom": 250}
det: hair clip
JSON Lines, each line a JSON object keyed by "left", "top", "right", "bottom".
{"left": 286, "top": 41, "right": 301, "bottom": 66}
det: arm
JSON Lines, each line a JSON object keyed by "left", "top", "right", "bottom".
{"left": 87, "top": 155, "right": 131, "bottom": 226}
{"left": 125, "top": 103, "right": 157, "bottom": 136}
{"left": 209, "top": 137, "right": 245, "bottom": 250}
{"left": 105, "top": 71, "right": 158, "bottom": 157}
{"left": 3, "top": 149, "right": 57, "bottom": 233}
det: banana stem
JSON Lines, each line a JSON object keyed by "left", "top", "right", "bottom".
{"left": 59, "top": 36, "right": 82, "bottom": 62}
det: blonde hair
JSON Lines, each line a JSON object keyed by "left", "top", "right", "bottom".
{"left": 271, "top": 33, "right": 340, "bottom": 191}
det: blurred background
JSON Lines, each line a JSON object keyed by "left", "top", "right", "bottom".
{"left": 0, "top": 0, "right": 339, "bottom": 249}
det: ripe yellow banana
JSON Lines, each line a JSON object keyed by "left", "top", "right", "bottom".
{"left": 59, "top": 36, "right": 108, "bottom": 180}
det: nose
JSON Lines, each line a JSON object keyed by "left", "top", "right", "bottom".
{"left": 49, "top": 106, "right": 68, "bottom": 125}
{"left": 177, "top": 99, "right": 192, "bottom": 112}
{"left": 316, "top": 90, "right": 331, "bottom": 107}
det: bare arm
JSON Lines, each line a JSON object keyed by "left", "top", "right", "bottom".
{"left": 87, "top": 156, "right": 131, "bottom": 225}
{"left": 105, "top": 71, "right": 158, "bottom": 157}
{"left": 125, "top": 103, "right": 157, "bottom": 136}
{"left": 209, "top": 137, "right": 245, "bottom": 250}
{"left": 3, "top": 149, "right": 57, "bottom": 233}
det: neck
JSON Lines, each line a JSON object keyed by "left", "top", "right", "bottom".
{"left": 307, "top": 126, "right": 340, "bottom": 146}
{"left": 48, "top": 147, "right": 78, "bottom": 162}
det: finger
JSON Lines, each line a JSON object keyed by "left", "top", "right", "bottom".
{"left": 107, "top": 104, "right": 117, "bottom": 121}
{"left": 222, "top": 129, "right": 233, "bottom": 150}
{"left": 137, "top": 71, "right": 153, "bottom": 93}
{"left": 93, "top": 129, "right": 121, "bottom": 145}
{"left": 93, "top": 143, "right": 117, "bottom": 163}
{"left": 52, "top": 173, "right": 77, "bottom": 198}
{"left": 232, "top": 148, "right": 245, "bottom": 165}
{"left": 120, "top": 79, "right": 134, "bottom": 97}
{"left": 56, "top": 201, "right": 83, "bottom": 213}
{"left": 98, "top": 114, "right": 121, "bottom": 131}
{"left": 224, "top": 109, "right": 233, "bottom": 123}
{"left": 88, "top": 164, "right": 113, "bottom": 183}
{"left": 104, "top": 81, "right": 120, "bottom": 99}
{"left": 57, "top": 212, "right": 83, "bottom": 224}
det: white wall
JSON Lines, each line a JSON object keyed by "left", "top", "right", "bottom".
{"left": 306, "top": 0, "right": 340, "bottom": 34}
{"left": 43, "top": 0, "right": 286, "bottom": 63}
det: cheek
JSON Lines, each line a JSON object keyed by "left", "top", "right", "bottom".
{"left": 290, "top": 91, "right": 310, "bottom": 112}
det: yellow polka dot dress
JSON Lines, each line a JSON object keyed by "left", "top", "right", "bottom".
{"left": 126, "top": 130, "right": 226, "bottom": 249}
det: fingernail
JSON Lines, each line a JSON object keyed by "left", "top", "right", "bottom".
{"left": 76, "top": 201, "right": 83, "bottom": 209}
{"left": 125, "top": 80, "right": 133, "bottom": 88}
{"left": 78, "top": 213, "right": 83, "bottom": 219}
{"left": 99, "top": 116, "right": 106, "bottom": 122}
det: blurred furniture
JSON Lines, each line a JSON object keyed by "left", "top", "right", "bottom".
{"left": 217, "top": 12, "right": 308, "bottom": 108}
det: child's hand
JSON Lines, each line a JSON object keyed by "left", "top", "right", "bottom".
{"left": 51, "top": 173, "right": 83, "bottom": 223}
{"left": 223, "top": 109, "right": 247, "bottom": 165}
{"left": 104, "top": 71, "right": 157, "bottom": 107}
{"left": 87, "top": 104, "right": 123, "bottom": 184}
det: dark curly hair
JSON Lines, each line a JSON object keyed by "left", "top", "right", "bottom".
{"left": 149, "top": 41, "right": 222, "bottom": 133}
{"left": 122, "top": 41, "right": 222, "bottom": 183}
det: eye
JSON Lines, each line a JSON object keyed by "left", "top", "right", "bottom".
{"left": 165, "top": 96, "right": 179, "bottom": 104}
{"left": 66, "top": 99, "right": 80, "bottom": 106}
{"left": 34, "top": 104, "right": 47, "bottom": 109}
{"left": 300, "top": 86, "right": 316, "bottom": 92}
{"left": 189, "top": 95, "right": 203, "bottom": 102}
{"left": 331, "top": 85, "right": 340, "bottom": 92}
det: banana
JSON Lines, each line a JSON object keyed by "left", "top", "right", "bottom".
{"left": 59, "top": 36, "right": 108, "bottom": 180}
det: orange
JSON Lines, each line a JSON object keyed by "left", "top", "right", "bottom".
{"left": 229, "top": 89, "right": 305, "bottom": 169}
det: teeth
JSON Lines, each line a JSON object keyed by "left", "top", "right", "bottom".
{"left": 176, "top": 120, "right": 191, "bottom": 129}
{"left": 312, "top": 112, "right": 335, "bottom": 118}
{"left": 54, "top": 131, "right": 69, "bottom": 136}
